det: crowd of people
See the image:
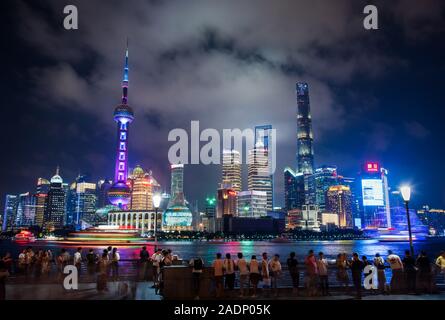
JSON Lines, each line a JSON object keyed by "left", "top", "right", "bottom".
{"left": 191, "top": 249, "right": 445, "bottom": 300}
{"left": 0, "top": 247, "right": 444, "bottom": 300}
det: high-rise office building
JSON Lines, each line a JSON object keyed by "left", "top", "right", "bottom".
{"left": 15, "top": 192, "right": 36, "bottom": 227}
{"left": 2, "top": 195, "right": 18, "bottom": 231}
{"left": 34, "top": 178, "right": 50, "bottom": 228}
{"left": 237, "top": 190, "right": 268, "bottom": 218}
{"left": 247, "top": 142, "right": 273, "bottom": 211}
{"left": 66, "top": 175, "right": 97, "bottom": 227}
{"left": 254, "top": 125, "right": 275, "bottom": 206}
{"left": 221, "top": 149, "right": 242, "bottom": 192}
{"left": 284, "top": 167, "right": 305, "bottom": 211}
{"left": 314, "top": 166, "right": 338, "bottom": 212}
{"left": 358, "top": 162, "right": 391, "bottom": 229}
{"left": 43, "top": 168, "right": 67, "bottom": 231}
{"left": 108, "top": 45, "right": 134, "bottom": 209}
{"left": 205, "top": 196, "right": 216, "bottom": 232}
{"left": 326, "top": 185, "right": 353, "bottom": 228}
{"left": 169, "top": 164, "right": 184, "bottom": 206}
{"left": 296, "top": 82, "right": 314, "bottom": 175}
{"left": 216, "top": 188, "right": 237, "bottom": 218}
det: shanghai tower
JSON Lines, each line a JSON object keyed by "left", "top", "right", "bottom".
{"left": 107, "top": 45, "right": 134, "bottom": 209}
{"left": 296, "top": 82, "right": 314, "bottom": 175}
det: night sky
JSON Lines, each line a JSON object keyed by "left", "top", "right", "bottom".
{"left": 2, "top": 0, "right": 445, "bottom": 211}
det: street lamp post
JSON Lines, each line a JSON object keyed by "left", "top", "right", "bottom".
{"left": 152, "top": 193, "right": 162, "bottom": 248}
{"left": 400, "top": 186, "right": 414, "bottom": 257}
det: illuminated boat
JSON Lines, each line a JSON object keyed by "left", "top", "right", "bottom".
{"left": 13, "top": 230, "right": 36, "bottom": 243}
{"left": 45, "top": 225, "right": 149, "bottom": 246}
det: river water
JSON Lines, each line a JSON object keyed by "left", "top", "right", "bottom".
{"left": 2, "top": 238, "right": 444, "bottom": 263}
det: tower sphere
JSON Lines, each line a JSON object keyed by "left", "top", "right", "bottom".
{"left": 114, "top": 104, "right": 134, "bottom": 123}
{"left": 108, "top": 181, "right": 131, "bottom": 207}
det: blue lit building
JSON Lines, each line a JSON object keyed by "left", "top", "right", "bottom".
{"left": 284, "top": 167, "right": 305, "bottom": 211}
{"left": 2, "top": 194, "right": 18, "bottom": 231}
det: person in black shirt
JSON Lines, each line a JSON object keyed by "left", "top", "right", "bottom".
{"left": 402, "top": 250, "right": 417, "bottom": 294}
{"left": 139, "top": 246, "right": 150, "bottom": 281}
{"left": 287, "top": 252, "right": 299, "bottom": 295}
{"left": 416, "top": 251, "right": 432, "bottom": 294}
{"left": 350, "top": 253, "right": 365, "bottom": 299}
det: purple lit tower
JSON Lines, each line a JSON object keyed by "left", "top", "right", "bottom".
{"left": 107, "top": 45, "right": 134, "bottom": 208}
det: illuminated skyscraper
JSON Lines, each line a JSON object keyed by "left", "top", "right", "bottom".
{"left": 34, "top": 178, "right": 50, "bottom": 228}
{"left": 169, "top": 164, "right": 185, "bottom": 206}
{"left": 66, "top": 175, "right": 97, "bottom": 227}
{"left": 296, "top": 83, "right": 314, "bottom": 175}
{"left": 43, "top": 168, "right": 66, "bottom": 230}
{"left": 2, "top": 195, "right": 18, "bottom": 231}
{"left": 284, "top": 167, "right": 305, "bottom": 211}
{"left": 314, "top": 166, "right": 338, "bottom": 211}
{"left": 255, "top": 125, "right": 275, "bottom": 206}
{"left": 15, "top": 192, "right": 36, "bottom": 227}
{"left": 108, "top": 45, "right": 134, "bottom": 209}
{"left": 358, "top": 162, "right": 391, "bottom": 229}
{"left": 327, "top": 185, "right": 353, "bottom": 228}
{"left": 248, "top": 142, "right": 273, "bottom": 211}
{"left": 222, "top": 149, "right": 242, "bottom": 192}
{"left": 129, "top": 166, "right": 160, "bottom": 211}
{"left": 237, "top": 190, "right": 268, "bottom": 218}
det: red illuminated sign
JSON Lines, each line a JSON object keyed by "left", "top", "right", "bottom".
{"left": 365, "top": 162, "right": 379, "bottom": 172}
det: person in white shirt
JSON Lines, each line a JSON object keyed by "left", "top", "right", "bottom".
{"left": 18, "top": 250, "right": 26, "bottom": 274}
{"left": 212, "top": 253, "right": 224, "bottom": 298}
{"left": 236, "top": 253, "right": 249, "bottom": 297}
{"left": 248, "top": 255, "right": 260, "bottom": 298}
{"left": 74, "top": 247, "right": 82, "bottom": 274}
{"left": 269, "top": 254, "right": 282, "bottom": 297}
{"left": 317, "top": 252, "right": 329, "bottom": 296}
{"left": 151, "top": 249, "right": 162, "bottom": 287}
{"left": 386, "top": 250, "right": 404, "bottom": 293}
{"left": 261, "top": 252, "right": 271, "bottom": 297}
{"left": 223, "top": 253, "right": 235, "bottom": 291}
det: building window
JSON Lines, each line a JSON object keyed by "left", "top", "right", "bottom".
{"left": 120, "top": 132, "right": 127, "bottom": 141}
{"left": 119, "top": 152, "right": 125, "bottom": 161}
{"left": 118, "top": 173, "right": 124, "bottom": 181}
{"left": 120, "top": 122, "right": 127, "bottom": 130}
{"left": 119, "top": 162, "right": 125, "bottom": 170}
{"left": 120, "top": 142, "right": 126, "bottom": 150}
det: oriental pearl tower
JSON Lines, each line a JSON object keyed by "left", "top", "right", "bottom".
{"left": 107, "top": 45, "right": 134, "bottom": 209}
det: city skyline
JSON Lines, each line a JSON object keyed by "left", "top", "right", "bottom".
{"left": 2, "top": 1, "right": 445, "bottom": 212}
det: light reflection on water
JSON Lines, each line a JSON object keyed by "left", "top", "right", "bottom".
{"left": 2, "top": 239, "right": 444, "bottom": 263}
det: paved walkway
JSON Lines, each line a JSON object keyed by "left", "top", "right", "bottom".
{"left": 5, "top": 281, "right": 162, "bottom": 300}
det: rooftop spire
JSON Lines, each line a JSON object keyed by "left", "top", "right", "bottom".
{"left": 122, "top": 40, "right": 129, "bottom": 104}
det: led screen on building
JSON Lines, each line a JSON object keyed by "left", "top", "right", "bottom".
{"left": 163, "top": 208, "right": 193, "bottom": 227}
{"left": 361, "top": 179, "right": 384, "bottom": 206}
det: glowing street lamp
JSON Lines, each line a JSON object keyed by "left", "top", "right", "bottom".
{"left": 400, "top": 186, "right": 414, "bottom": 256}
{"left": 153, "top": 193, "right": 162, "bottom": 245}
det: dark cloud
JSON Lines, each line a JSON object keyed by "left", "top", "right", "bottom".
{"left": 3, "top": 0, "right": 445, "bottom": 208}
